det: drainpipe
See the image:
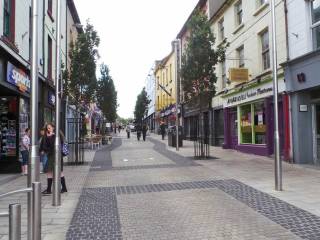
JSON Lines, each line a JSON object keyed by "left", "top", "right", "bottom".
{"left": 284, "top": 0, "right": 289, "bottom": 61}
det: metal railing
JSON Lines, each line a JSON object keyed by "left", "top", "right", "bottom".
{"left": 0, "top": 182, "right": 41, "bottom": 240}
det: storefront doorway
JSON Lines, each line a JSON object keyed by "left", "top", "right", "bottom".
{"left": 313, "top": 104, "right": 320, "bottom": 164}
{"left": 230, "top": 108, "right": 238, "bottom": 149}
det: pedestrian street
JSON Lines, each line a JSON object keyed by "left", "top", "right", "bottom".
{"left": 64, "top": 132, "right": 320, "bottom": 240}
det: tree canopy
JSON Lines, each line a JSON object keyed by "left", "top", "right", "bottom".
{"left": 181, "top": 9, "right": 228, "bottom": 106}
{"left": 134, "top": 87, "right": 150, "bottom": 123}
{"left": 96, "top": 64, "right": 118, "bottom": 123}
{"left": 66, "top": 20, "right": 100, "bottom": 107}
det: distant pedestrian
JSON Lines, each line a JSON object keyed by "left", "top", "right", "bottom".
{"left": 126, "top": 124, "right": 131, "bottom": 138}
{"left": 20, "top": 128, "right": 30, "bottom": 175}
{"left": 136, "top": 124, "right": 142, "bottom": 141}
{"left": 142, "top": 124, "right": 148, "bottom": 141}
{"left": 160, "top": 122, "right": 166, "bottom": 140}
{"left": 118, "top": 125, "right": 121, "bottom": 133}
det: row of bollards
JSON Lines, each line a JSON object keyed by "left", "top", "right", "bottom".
{"left": 0, "top": 182, "right": 41, "bottom": 240}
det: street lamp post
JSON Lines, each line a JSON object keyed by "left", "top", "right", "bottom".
{"left": 172, "top": 40, "right": 180, "bottom": 151}
{"left": 53, "top": 0, "right": 62, "bottom": 206}
{"left": 28, "top": 0, "right": 41, "bottom": 239}
{"left": 270, "top": 0, "right": 282, "bottom": 191}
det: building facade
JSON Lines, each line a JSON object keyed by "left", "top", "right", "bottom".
{"left": 210, "top": 0, "right": 290, "bottom": 158}
{"left": 0, "top": 0, "right": 81, "bottom": 172}
{"left": 144, "top": 64, "right": 156, "bottom": 132}
{"left": 283, "top": 0, "right": 320, "bottom": 164}
{"left": 155, "top": 51, "right": 177, "bottom": 132}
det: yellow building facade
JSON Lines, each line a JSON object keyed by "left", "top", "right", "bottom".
{"left": 155, "top": 51, "right": 176, "bottom": 112}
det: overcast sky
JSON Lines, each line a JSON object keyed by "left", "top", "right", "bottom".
{"left": 73, "top": 0, "right": 198, "bottom": 119}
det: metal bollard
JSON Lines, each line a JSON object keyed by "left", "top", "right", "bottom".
{"left": 9, "top": 204, "right": 21, "bottom": 240}
{"left": 32, "top": 182, "right": 41, "bottom": 240}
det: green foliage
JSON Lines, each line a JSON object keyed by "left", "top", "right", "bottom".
{"left": 97, "top": 64, "right": 118, "bottom": 122}
{"left": 181, "top": 9, "right": 228, "bottom": 105}
{"left": 134, "top": 87, "right": 151, "bottom": 123}
{"left": 67, "top": 20, "right": 100, "bottom": 106}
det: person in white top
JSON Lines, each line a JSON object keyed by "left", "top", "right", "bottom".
{"left": 20, "top": 128, "right": 30, "bottom": 175}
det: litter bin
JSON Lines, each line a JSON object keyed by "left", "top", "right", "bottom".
{"left": 168, "top": 126, "right": 183, "bottom": 147}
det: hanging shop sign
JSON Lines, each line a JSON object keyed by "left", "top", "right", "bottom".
{"left": 229, "top": 68, "right": 249, "bottom": 82}
{"left": 6, "top": 62, "right": 30, "bottom": 93}
{"left": 48, "top": 91, "right": 56, "bottom": 106}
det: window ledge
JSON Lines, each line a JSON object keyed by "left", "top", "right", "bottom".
{"left": 47, "top": 10, "right": 55, "bottom": 22}
{"left": 1, "top": 36, "right": 19, "bottom": 53}
{"left": 253, "top": 2, "right": 269, "bottom": 17}
{"left": 233, "top": 23, "right": 244, "bottom": 35}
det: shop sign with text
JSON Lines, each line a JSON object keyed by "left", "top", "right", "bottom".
{"left": 6, "top": 62, "right": 30, "bottom": 92}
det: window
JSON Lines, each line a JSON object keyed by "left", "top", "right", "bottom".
{"left": 218, "top": 18, "right": 225, "bottom": 40}
{"left": 157, "top": 76, "right": 160, "bottom": 89}
{"left": 312, "top": 0, "right": 320, "bottom": 49}
{"left": 240, "top": 102, "right": 266, "bottom": 144}
{"left": 237, "top": 45, "right": 245, "bottom": 68}
{"left": 169, "top": 64, "right": 172, "bottom": 82}
{"left": 48, "top": 36, "right": 53, "bottom": 80}
{"left": 258, "top": 0, "right": 267, "bottom": 7}
{"left": 235, "top": 1, "right": 243, "bottom": 26}
{"left": 157, "top": 96, "right": 160, "bottom": 110}
{"left": 48, "top": 0, "right": 53, "bottom": 14}
{"left": 166, "top": 68, "right": 168, "bottom": 85}
{"left": 3, "top": 0, "right": 15, "bottom": 41}
{"left": 260, "top": 30, "right": 270, "bottom": 70}
{"left": 162, "top": 72, "right": 165, "bottom": 86}
{"left": 221, "top": 61, "right": 227, "bottom": 89}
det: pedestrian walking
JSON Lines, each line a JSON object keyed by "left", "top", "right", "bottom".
{"left": 136, "top": 124, "right": 142, "bottom": 141}
{"left": 142, "top": 124, "right": 148, "bottom": 141}
{"left": 41, "top": 123, "right": 67, "bottom": 194}
{"left": 20, "top": 128, "right": 30, "bottom": 175}
{"left": 118, "top": 125, "right": 121, "bottom": 133}
{"left": 160, "top": 121, "right": 166, "bottom": 140}
{"left": 39, "top": 128, "right": 47, "bottom": 173}
{"left": 59, "top": 130, "right": 68, "bottom": 193}
{"left": 126, "top": 124, "right": 131, "bottom": 138}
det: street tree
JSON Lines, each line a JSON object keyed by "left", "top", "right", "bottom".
{"left": 97, "top": 64, "right": 118, "bottom": 123}
{"left": 180, "top": 9, "right": 228, "bottom": 156}
{"left": 134, "top": 87, "right": 151, "bottom": 123}
{"left": 67, "top": 20, "right": 100, "bottom": 109}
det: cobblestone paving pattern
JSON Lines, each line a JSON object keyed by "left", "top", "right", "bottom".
{"left": 66, "top": 187, "right": 122, "bottom": 240}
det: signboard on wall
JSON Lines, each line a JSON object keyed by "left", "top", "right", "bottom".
{"left": 6, "top": 62, "right": 30, "bottom": 92}
{"left": 229, "top": 68, "right": 249, "bottom": 82}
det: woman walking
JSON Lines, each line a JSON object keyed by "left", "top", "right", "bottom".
{"left": 42, "top": 123, "right": 67, "bottom": 194}
{"left": 39, "top": 128, "right": 47, "bottom": 173}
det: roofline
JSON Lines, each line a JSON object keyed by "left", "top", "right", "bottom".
{"left": 176, "top": 0, "right": 207, "bottom": 39}
{"left": 67, "top": 0, "right": 83, "bottom": 34}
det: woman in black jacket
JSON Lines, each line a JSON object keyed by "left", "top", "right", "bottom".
{"left": 42, "top": 123, "right": 67, "bottom": 194}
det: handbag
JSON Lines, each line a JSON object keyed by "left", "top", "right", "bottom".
{"left": 61, "top": 143, "right": 69, "bottom": 156}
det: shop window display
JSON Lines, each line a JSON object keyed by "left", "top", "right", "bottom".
{"left": 240, "top": 104, "right": 252, "bottom": 143}
{"left": 240, "top": 101, "right": 266, "bottom": 145}
{"left": 0, "top": 97, "right": 18, "bottom": 160}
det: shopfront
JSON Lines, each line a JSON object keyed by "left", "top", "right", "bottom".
{"left": 284, "top": 49, "right": 320, "bottom": 164}
{"left": 222, "top": 79, "right": 290, "bottom": 158}
{"left": 0, "top": 60, "right": 31, "bottom": 172}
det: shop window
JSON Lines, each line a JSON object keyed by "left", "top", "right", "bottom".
{"left": 312, "top": 0, "right": 320, "bottom": 49}
{"left": 240, "top": 101, "right": 266, "bottom": 145}
{"left": 240, "top": 104, "right": 252, "bottom": 144}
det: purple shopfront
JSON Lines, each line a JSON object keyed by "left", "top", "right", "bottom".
{"left": 222, "top": 81, "right": 290, "bottom": 158}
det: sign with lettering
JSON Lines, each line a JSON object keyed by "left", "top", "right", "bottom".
{"left": 229, "top": 68, "right": 249, "bottom": 82}
{"left": 6, "top": 62, "right": 30, "bottom": 92}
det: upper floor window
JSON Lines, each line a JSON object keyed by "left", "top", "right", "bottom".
{"left": 260, "top": 30, "right": 270, "bottom": 70}
{"left": 48, "top": 36, "right": 53, "bottom": 80}
{"left": 311, "top": 0, "right": 320, "bottom": 49}
{"left": 157, "top": 76, "right": 160, "bottom": 89}
{"left": 3, "top": 0, "right": 15, "bottom": 42}
{"left": 169, "top": 64, "right": 172, "bottom": 82}
{"left": 235, "top": 1, "right": 243, "bottom": 26}
{"left": 237, "top": 45, "right": 245, "bottom": 68}
{"left": 221, "top": 61, "right": 227, "bottom": 89}
{"left": 48, "top": 0, "right": 53, "bottom": 14}
{"left": 166, "top": 68, "right": 168, "bottom": 85}
{"left": 218, "top": 18, "right": 225, "bottom": 40}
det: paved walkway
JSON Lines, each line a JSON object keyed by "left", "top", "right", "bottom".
{"left": 1, "top": 132, "right": 320, "bottom": 239}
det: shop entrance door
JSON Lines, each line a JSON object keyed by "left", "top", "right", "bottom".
{"left": 230, "top": 108, "right": 238, "bottom": 149}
